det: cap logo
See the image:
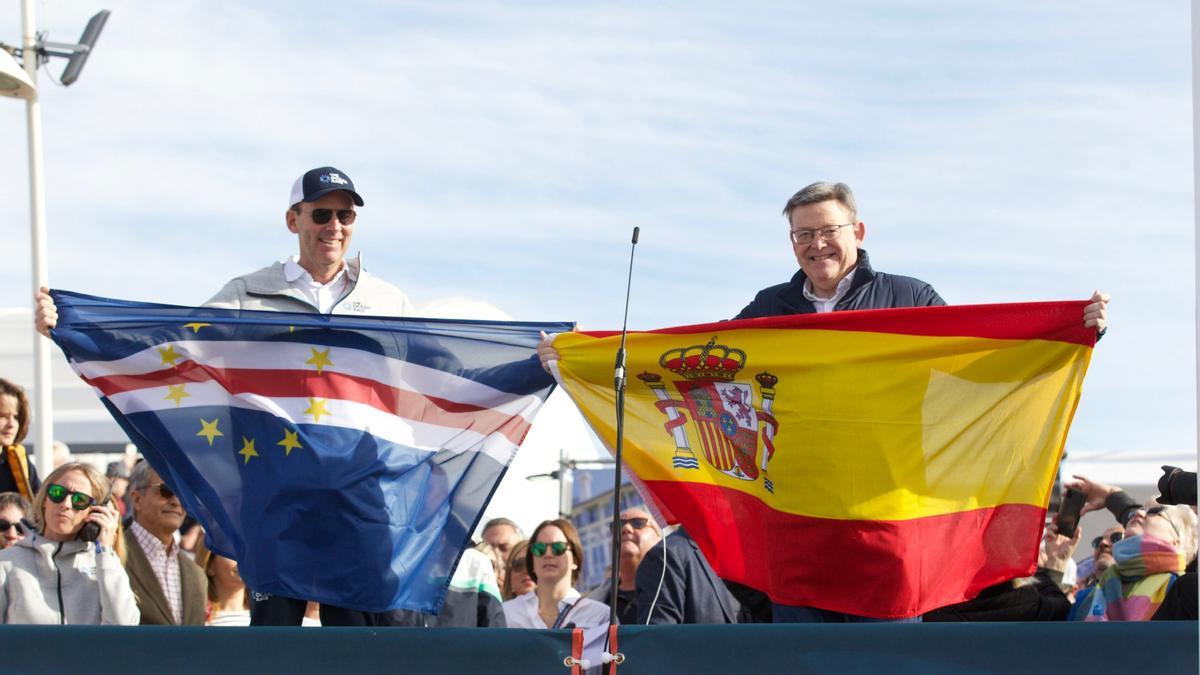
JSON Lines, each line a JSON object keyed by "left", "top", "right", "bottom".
{"left": 321, "top": 172, "right": 349, "bottom": 186}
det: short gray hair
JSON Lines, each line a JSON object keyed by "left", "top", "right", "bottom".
{"left": 782, "top": 181, "right": 858, "bottom": 223}
{"left": 129, "top": 459, "right": 153, "bottom": 492}
{"left": 483, "top": 517, "right": 523, "bottom": 538}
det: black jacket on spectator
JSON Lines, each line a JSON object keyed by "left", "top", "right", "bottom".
{"left": 1104, "top": 491, "right": 1143, "bottom": 528}
{"left": 924, "top": 570, "right": 1071, "bottom": 622}
{"left": 734, "top": 249, "right": 945, "bottom": 319}
{"left": 636, "top": 528, "right": 739, "bottom": 624}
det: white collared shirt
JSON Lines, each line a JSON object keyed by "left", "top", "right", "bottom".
{"left": 131, "top": 521, "right": 182, "bottom": 624}
{"left": 803, "top": 267, "right": 857, "bottom": 313}
{"left": 501, "top": 588, "right": 610, "bottom": 629}
{"left": 283, "top": 255, "right": 358, "bottom": 314}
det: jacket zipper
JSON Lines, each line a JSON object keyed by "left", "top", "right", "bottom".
{"left": 52, "top": 541, "right": 65, "bottom": 625}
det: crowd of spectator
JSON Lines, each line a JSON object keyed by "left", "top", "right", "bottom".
{"left": 0, "top": 374, "right": 1195, "bottom": 629}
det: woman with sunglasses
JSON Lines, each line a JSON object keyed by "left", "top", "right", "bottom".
{"left": 1071, "top": 503, "right": 1197, "bottom": 621}
{"left": 502, "top": 519, "right": 608, "bottom": 630}
{"left": 502, "top": 540, "right": 536, "bottom": 601}
{"left": 0, "top": 462, "right": 139, "bottom": 624}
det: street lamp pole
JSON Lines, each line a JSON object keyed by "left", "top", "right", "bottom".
{"left": 22, "top": 0, "right": 53, "bottom": 477}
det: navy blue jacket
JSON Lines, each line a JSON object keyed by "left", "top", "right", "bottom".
{"left": 636, "top": 529, "right": 739, "bottom": 625}
{"left": 734, "top": 249, "right": 944, "bottom": 319}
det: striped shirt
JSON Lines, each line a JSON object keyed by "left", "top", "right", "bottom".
{"left": 131, "top": 521, "right": 183, "bottom": 624}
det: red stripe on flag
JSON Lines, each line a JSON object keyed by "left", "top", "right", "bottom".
{"left": 580, "top": 301, "right": 1096, "bottom": 347}
{"left": 644, "top": 479, "right": 1044, "bottom": 618}
{"left": 83, "top": 362, "right": 532, "bottom": 445}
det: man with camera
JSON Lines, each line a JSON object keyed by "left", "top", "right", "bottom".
{"left": 124, "top": 461, "right": 207, "bottom": 625}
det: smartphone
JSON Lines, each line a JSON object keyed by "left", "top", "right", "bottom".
{"left": 1056, "top": 487, "right": 1086, "bottom": 538}
{"left": 78, "top": 480, "right": 116, "bottom": 544}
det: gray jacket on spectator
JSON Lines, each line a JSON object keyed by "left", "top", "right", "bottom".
{"left": 0, "top": 534, "right": 139, "bottom": 625}
{"left": 205, "top": 255, "right": 415, "bottom": 316}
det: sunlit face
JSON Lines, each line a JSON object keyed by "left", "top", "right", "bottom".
{"left": 42, "top": 470, "right": 93, "bottom": 541}
{"left": 617, "top": 508, "right": 661, "bottom": 560}
{"left": 508, "top": 556, "right": 536, "bottom": 597}
{"left": 131, "top": 467, "right": 186, "bottom": 539}
{"left": 789, "top": 200, "right": 865, "bottom": 297}
{"left": 207, "top": 553, "right": 244, "bottom": 594}
{"left": 0, "top": 394, "right": 20, "bottom": 447}
{"left": 1093, "top": 525, "right": 1124, "bottom": 572}
{"left": 483, "top": 523, "right": 520, "bottom": 559}
{"left": 0, "top": 505, "right": 26, "bottom": 548}
{"left": 532, "top": 525, "right": 574, "bottom": 586}
{"left": 1143, "top": 509, "right": 1182, "bottom": 550}
{"left": 287, "top": 191, "right": 355, "bottom": 281}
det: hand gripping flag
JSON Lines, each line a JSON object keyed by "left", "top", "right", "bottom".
{"left": 49, "top": 290, "right": 571, "bottom": 614}
{"left": 551, "top": 302, "right": 1095, "bottom": 619}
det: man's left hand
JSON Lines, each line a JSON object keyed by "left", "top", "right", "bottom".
{"left": 1083, "top": 290, "right": 1109, "bottom": 333}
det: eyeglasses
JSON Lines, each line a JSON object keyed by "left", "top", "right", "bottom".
{"left": 309, "top": 208, "right": 356, "bottom": 225}
{"left": 144, "top": 483, "right": 175, "bottom": 500}
{"left": 610, "top": 517, "right": 651, "bottom": 534}
{"left": 1091, "top": 532, "right": 1123, "bottom": 548}
{"left": 530, "top": 541, "right": 569, "bottom": 557}
{"left": 46, "top": 484, "right": 96, "bottom": 511}
{"left": 1146, "top": 506, "right": 1181, "bottom": 538}
{"left": 0, "top": 519, "right": 24, "bottom": 535}
{"left": 790, "top": 223, "right": 852, "bottom": 245}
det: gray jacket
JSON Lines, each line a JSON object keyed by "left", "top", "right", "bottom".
{"left": 0, "top": 533, "right": 140, "bottom": 625}
{"left": 205, "top": 255, "right": 415, "bottom": 316}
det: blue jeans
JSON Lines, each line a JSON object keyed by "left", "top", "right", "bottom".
{"left": 772, "top": 603, "right": 923, "bottom": 623}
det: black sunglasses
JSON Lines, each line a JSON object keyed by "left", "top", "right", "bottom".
{"left": 0, "top": 519, "right": 24, "bottom": 535}
{"left": 1091, "top": 532, "right": 1124, "bottom": 549}
{"left": 46, "top": 483, "right": 96, "bottom": 511}
{"left": 530, "top": 541, "right": 569, "bottom": 557}
{"left": 610, "top": 517, "right": 651, "bottom": 534}
{"left": 144, "top": 483, "right": 175, "bottom": 500}
{"left": 310, "top": 208, "right": 356, "bottom": 225}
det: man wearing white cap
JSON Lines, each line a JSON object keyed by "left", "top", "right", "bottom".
{"left": 34, "top": 166, "right": 416, "bottom": 626}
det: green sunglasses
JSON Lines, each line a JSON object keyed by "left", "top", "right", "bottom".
{"left": 530, "top": 541, "right": 569, "bottom": 557}
{"left": 46, "top": 483, "right": 96, "bottom": 511}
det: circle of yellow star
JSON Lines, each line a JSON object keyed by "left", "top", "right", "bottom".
{"left": 304, "top": 398, "right": 330, "bottom": 423}
{"left": 164, "top": 384, "right": 190, "bottom": 407}
{"left": 277, "top": 429, "right": 303, "bottom": 457}
{"left": 158, "top": 345, "right": 183, "bottom": 366}
{"left": 306, "top": 347, "right": 334, "bottom": 374}
{"left": 197, "top": 418, "right": 223, "bottom": 446}
{"left": 182, "top": 322, "right": 211, "bottom": 334}
{"left": 238, "top": 437, "right": 258, "bottom": 464}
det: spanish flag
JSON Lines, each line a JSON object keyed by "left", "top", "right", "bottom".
{"left": 551, "top": 302, "right": 1094, "bottom": 618}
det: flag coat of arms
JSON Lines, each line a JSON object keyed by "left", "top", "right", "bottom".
{"left": 49, "top": 290, "right": 570, "bottom": 614}
{"left": 551, "top": 302, "right": 1094, "bottom": 618}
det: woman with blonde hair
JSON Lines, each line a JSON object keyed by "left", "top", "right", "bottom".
{"left": 0, "top": 462, "right": 138, "bottom": 624}
{"left": 194, "top": 538, "right": 250, "bottom": 626}
{"left": 1072, "top": 503, "right": 1197, "bottom": 621}
{"left": 502, "top": 540, "right": 535, "bottom": 600}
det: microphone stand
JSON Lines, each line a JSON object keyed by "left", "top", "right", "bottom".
{"left": 607, "top": 226, "right": 639, "bottom": 630}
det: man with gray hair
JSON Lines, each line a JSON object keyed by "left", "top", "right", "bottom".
{"left": 123, "top": 460, "right": 207, "bottom": 625}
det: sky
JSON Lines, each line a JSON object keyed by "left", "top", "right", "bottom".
{"left": 0, "top": 1, "right": 1195, "bottom": 528}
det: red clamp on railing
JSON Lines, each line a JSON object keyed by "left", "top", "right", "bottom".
{"left": 602, "top": 624, "right": 625, "bottom": 673}
{"left": 562, "top": 627, "right": 586, "bottom": 674}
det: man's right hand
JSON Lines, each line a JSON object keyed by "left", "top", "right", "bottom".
{"left": 537, "top": 331, "right": 560, "bottom": 374}
{"left": 1063, "top": 474, "right": 1122, "bottom": 516}
{"left": 34, "top": 286, "right": 57, "bottom": 338}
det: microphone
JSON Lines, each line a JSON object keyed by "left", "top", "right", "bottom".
{"left": 607, "top": 226, "right": 640, "bottom": 629}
